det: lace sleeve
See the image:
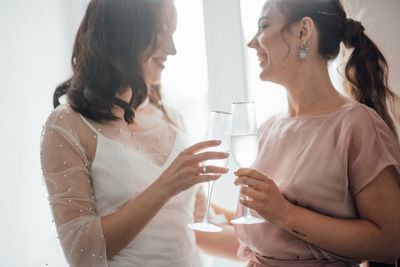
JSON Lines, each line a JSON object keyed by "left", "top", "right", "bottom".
{"left": 40, "top": 106, "right": 107, "bottom": 267}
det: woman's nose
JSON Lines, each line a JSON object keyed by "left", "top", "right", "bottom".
{"left": 248, "top": 35, "right": 258, "bottom": 48}
{"left": 166, "top": 37, "right": 177, "bottom": 56}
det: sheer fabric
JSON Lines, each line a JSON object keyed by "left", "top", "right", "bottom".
{"left": 41, "top": 102, "right": 203, "bottom": 266}
{"left": 41, "top": 105, "right": 107, "bottom": 266}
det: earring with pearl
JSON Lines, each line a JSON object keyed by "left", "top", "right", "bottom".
{"left": 299, "top": 41, "right": 309, "bottom": 60}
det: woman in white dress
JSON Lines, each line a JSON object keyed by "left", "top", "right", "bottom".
{"left": 40, "top": 0, "right": 241, "bottom": 266}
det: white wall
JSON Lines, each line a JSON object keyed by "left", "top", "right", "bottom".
{"left": 0, "top": 0, "right": 87, "bottom": 265}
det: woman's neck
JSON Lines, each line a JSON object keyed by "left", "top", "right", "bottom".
{"left": 111, "top": 87, "right": 151, "bottom": 120}
{"left": 283, "top": 61, "right": 353, "bottom": 118}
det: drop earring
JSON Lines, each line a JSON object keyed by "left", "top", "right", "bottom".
{"left": 299, "top": 41, "right": 309, "bottom": 60}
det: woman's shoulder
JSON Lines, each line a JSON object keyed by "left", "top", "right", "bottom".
{"left": 44, "top": 104, "right": 84, "bottom": 129}
{"left": 259, "top": 113, "right": 282, "bottom": 130}
{"left": 337, "top": 103, "right": 399, "bottom": 149}
{"left": 163, "top": 104, "right": 182, "bottom": 118}
{"left": 343, "top": 103, "right": 377, "bottom": 119}
{"left": 257, "top": 113, "right": 282, "bottom": 138}
{"left": 339, "top": 103, "right": 388, "bottom": 131}
{"left": 163, "top": 104, "right": 185, "bottom": 128}
{"left": 42, "top": 103, "right": 97, "bottom": 156}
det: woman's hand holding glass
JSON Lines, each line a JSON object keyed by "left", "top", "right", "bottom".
{"left": 157, "top": 140, "right": 229, "bottom": 199}
{"left": 234, "top": 168, "right": 292, "bottom": 224}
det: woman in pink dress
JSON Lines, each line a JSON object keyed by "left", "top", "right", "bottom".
{"left": 234, "top": 0, "right": 400, "bottom": 266}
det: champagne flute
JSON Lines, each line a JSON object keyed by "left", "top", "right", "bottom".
{"left": 230, "top": 101, "right": 265, "bottom": 224}
{"left": 188, "top": 110, "right": 231, "bottom": 232}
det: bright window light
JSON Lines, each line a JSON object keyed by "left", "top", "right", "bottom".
{"left": 161, "top": 0, "right": 209, "bottom": 144}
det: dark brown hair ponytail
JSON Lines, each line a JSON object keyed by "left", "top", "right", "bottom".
{"left": 342, "top": 18, "right": 399, "bottom": 142}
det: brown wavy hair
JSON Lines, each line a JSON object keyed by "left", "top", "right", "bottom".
{"left": 271, "top": 0, "right": 399, "bottom": 142}
{"left": 53, "top": 0, "right": 172, "bottom": 124}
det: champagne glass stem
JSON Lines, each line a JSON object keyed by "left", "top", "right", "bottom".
{"left": 238, "top": 175, "right": 254, "bottom": 218}
{"left": 202, "top": 180, "right": 215, "bottom": 223}
{"left": 242, "top": 185, "right": 252, "bottom": 218}
{"left": 244, "top": 206, "right": 252, "bottom": 218}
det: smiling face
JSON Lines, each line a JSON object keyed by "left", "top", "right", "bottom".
{"left": 248, "top": 2, "right": 300, "bottom": 84}
{"left": 142, "top": 0, "right": 177, "bottom": 89}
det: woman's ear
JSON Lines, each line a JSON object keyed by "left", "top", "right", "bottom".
{"left": 298, "top": 16, "right": 314, "bottom": 43}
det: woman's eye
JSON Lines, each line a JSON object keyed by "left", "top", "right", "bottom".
{"left": 258, "top": 24, "right": 269, "bottom": 31}
{"left": 158, "top": 30, "right": 168, "bottom": 39}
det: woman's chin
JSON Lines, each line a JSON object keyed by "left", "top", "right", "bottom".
{"left": 147, "top": 75, "right": 162, "bottom": 88}
{"left": 259, "top": 71, "right": 271, "bottom": 82}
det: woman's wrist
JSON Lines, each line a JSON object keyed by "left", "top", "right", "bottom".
{"left": 278, "top": 203, "right": 312, "bottom": 240}
{"left": 276, "top": 201, "right": 298, "bottom": 230}
{"left": 151, "top": 176, "right": 174, "bottom": 203}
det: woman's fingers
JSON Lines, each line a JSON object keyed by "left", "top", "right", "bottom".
{"left": 233, "top": 169, "right": 291, "bottom": 224}
{"left": 234, "top": 175, "right": 266, "bottom": 189}
{"left": 196, "top": 174, "right": 222, "bottom": 183}
{"left": 173, "top": 165, "right": 226, "bottom": 188}
{"left": 189, "top": 151, "right": 229, "bottom": 165}
{"left": 239, "top": 197, "right": 263, "bottom": 211}
{"left": 235, "top": 168, "right": 270, "bottom": 181}
{"left": 183, "top": 140, "right": 222, "bottom": 155}
{"left": 166, "top": 141, "right": 230, "bottom": 193}
{"left": 240, "top": 186, "right": 265, "bottom": 200}
{"left": 193, "top": 165, "right": 229, "bottom": 175}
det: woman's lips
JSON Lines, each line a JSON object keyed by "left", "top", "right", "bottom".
{"left": 153, "top": 57, "right": 166, "bottom": 69}
{"left": 257, "top": 53, "right": 267, "bottom": 66}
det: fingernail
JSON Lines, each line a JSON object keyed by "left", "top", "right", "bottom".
{"left": 240, "top": 196, "right": 246, "bottom": 201}
{"left": 216, "top": 140, "right": 222, "bottom": 144}
{"left": 224, "top": 152, "right": 229, "bottom": 157}
{"left": 224, "top": 168, "right": 229, "bottom": 172}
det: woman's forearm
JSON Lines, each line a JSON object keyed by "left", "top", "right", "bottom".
{"left": 236, "top": 167, "right": 400, "bottom": 263}
{"left": 280, "top": 203, "right": 397, "bottom": 263}
{"left": 100, "top": 140, "right": 230, "bottom": 259}
{"left": 101, "top": 179, "right": 171, "bottom": 259}
{"left": 195, "top": 225, "right": 245, "bottom": 261}
{"left": 211, "top": 204, "right": 236, "bottom": 225}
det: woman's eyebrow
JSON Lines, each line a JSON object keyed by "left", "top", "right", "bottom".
{"left": 258, "top": 16, "right": 270, "bottom": 24}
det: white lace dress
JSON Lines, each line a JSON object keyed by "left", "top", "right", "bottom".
{"left": 40, "top": 102, "right": 203, "bottom": 267}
